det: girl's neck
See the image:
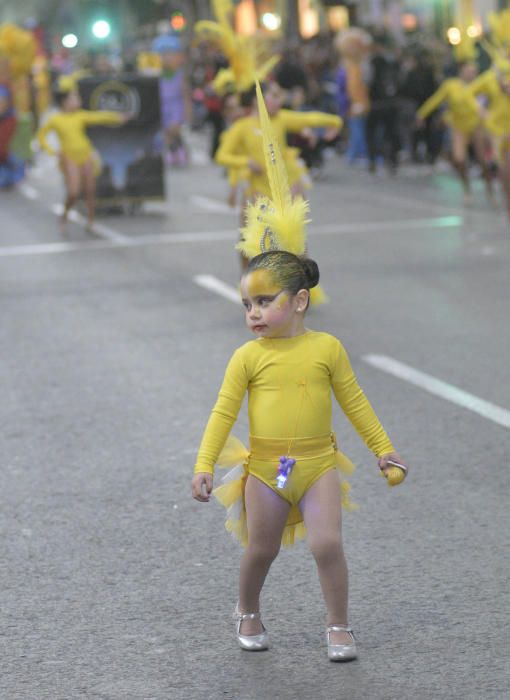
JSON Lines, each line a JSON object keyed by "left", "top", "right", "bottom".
{"left": 268, "top": 319, "right": 307, "bottom": 339}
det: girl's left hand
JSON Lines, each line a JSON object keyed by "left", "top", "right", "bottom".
{"left": 378, "top": 452, "right": 409, "bottom": 481}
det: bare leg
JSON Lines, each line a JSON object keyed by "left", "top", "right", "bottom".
{"left": 451, "top": 130, "right": 469, "bottom": 199}
{"left": 471, "top": 127, "right": 494, "bottom": 201}
{"left": 238, "top": 475, "right": 290, "bottom": 635}
{"left": 499, "top": 145, "right": 510, "bottom": 220}
{"left": 300, "top": 469, "right": 351, "bottom": 645}
{"left": 60, "top": 156, "right": 81, "bottom": 233}
{"left": 82, "top": 158, "right": 97, "bottom": 232}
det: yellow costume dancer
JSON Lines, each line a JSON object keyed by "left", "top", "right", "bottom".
{"left": 194, "top": 83, "right": 396, "bottom": 547}
{"left": 468, "top": 10, "right": 510, "bottom": 215}
{"left": 36, "top": 76, "right": 125, "bottom": 232}
{"left": 195, "top": 0, "right": 280, "bottom": 203}
{"left": 215, "top": 98, "right": 341, "bottom": 199}
{"left": 417, "top": 66, "right": 492, "bottom": 199}
{"left": 37, "top": 77, "right": 122, "bottom": 168}
{"left": 417, "top": 77, "right": 480, "bottom": 136}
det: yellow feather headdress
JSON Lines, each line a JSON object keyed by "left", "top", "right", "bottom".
{"left": 481, "top": 9, "right": 510, "bottom": 76}
{"left": 237, "top": 81, "right": 310, "bottom": 260}
{"left": 488, "top": 9, "right": 510, "bottom": 47}
{"left": 194, "top": 0, "right": 279, "bottom": 93}
{"left": 55, "top": 70, "right": 90, "bottom": 94}
{"left": 453, "top": 34, "right": 477, "bottom": 63}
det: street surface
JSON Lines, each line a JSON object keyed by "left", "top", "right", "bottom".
{"left": 1, "top": 134, "right": 509, "bottom": 699}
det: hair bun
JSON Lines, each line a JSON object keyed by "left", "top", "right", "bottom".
{"left": 301, "top": 258, "right": 320, "bottom": 289}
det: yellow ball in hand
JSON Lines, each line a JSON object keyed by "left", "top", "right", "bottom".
{"left": 385, "top": 466, "right": 406, "bottom": 486}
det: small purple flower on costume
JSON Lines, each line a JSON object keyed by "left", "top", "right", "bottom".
{"left": 276, "top": 456, "right": 296, "bottom": 489}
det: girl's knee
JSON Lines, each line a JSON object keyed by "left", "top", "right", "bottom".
{"left": 67, "top": 188, "right": 80, "bottom": 201}
{"left": 246, "top": 540, "right": 281, "bottom": 564}
{"left": 309, "top": 533, "right": 344, "bottom": 565}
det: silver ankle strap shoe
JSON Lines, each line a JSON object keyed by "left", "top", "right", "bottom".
{"left": 233, "top": 606, "right": 269, "bottom": 651}
{"left": 326, "top": 624, "right": 357, "bottom": 661}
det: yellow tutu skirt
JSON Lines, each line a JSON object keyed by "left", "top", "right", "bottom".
{"left": 213, "top": 434, "right": 357, "bottom": 548}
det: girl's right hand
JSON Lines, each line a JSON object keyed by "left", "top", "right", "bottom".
{"left": 191, "top": 472, "right": 214, "bottom": 502}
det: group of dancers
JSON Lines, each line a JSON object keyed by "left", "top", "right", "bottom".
{"left": 6, "top": 8, "right": 510, "bottom": 229}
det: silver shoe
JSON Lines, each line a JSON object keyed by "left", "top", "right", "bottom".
{"left": 326, "top": 624, "right": 357, "bottom": 662}
{"left": 233, "top": 606, "right": 269, "bottom": 651}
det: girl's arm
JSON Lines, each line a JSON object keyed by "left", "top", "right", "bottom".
{"left": 331, "top": 341, "right": 394, "bottom": 457}
{"left": 82, "top": 110, "right": 124, "bottom": 127}
{"left": 416, "top": 81, "right": 449, "bottom": 120}
{"left": 215, "top": 122, "right": 251, "bottom": 170}
{"left": 280, "top": 109, "right": 343, "bottom": 133}
{"left": 36, "top": 117, "right": 57, "bottom": 156}
{"left": 468, "top": 71, "right": 497, "bottom": 100}
{"left": 194, "top": 348, "right": 249, "bottom": 475}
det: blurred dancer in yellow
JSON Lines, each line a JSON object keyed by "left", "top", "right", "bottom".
{"left": 468, "top": 10, "right": 510, "bottom": 217}
{"left": 192, "top": 82, "right": 407, "bottom": 661}
{"left": 416, "top": 62, "right": 493, "bottom": 201}
{"left": 37, "top": 79, "right": 129, "bottom": 233}
{"left": 216, "top": 80, "right": 341, "bottom": 201}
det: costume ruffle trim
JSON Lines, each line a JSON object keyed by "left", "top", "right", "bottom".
{"left": 213, "top": 435, "right": 358, "bottom": 548}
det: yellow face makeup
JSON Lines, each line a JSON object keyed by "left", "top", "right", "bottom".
{"left": 245, "top": 269, "right": 281, "bottom": 297}
{"left": 274, "top": 292, "right": 288, "bottom": 310}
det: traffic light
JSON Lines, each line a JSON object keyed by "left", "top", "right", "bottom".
{"left": 170, "top": 12, "right": 187, "bottom": 32}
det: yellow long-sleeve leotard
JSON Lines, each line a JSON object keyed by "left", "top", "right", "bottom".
{"left": 469, "top": 69, "right": 510, "bottom": 138}
{"left": 195, "top": 331, "right": 394, "bottom": 545}
{"left": 37, "top": 110, "right": 122, "bottom": 165}
{"left": 195, "top": 331, "right": 393, "bottom": 476}
{"left": 417, "top": 78, "right": 481, "bottom": 135}
{"left": 215, "top": 110, "right": 342, "bottom": 197}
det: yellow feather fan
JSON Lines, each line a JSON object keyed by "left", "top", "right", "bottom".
{"left": 237, "top": 81, "right": 311, "bottom": 259}
{"left": 194, "top": 0, "right": 279, "bottom": 93}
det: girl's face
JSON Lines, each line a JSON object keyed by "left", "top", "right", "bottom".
{"left": 63, "top": 90, "right": 81, "bottom": 111}
{"left": 223, "top": 94, "right": 241, "bottom": 122}
{"left": 240, "top": 269, "right": 307, "bottom": 338}
{"left": 459, "top": 62, "right": 477, "bottom": 82}
{"left": 263, "top": 82, "right": 283, "bottom": 116}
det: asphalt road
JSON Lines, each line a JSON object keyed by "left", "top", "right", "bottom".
{"left": 1, "top": 137, "right": 509, "bottom": 700}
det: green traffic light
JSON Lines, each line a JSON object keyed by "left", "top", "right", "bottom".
{"left": 92, "top": 19, "right": 111, "bottom": 39}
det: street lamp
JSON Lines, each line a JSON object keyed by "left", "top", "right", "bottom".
{"left": 92, "top": 19, "right": 111, "bottom": 40}
{"left": 62, "top": 33, "right": 78, "bottom": 48}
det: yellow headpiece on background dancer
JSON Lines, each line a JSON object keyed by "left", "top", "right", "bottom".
{"left": 238, "top": 81, "right": 310, "bottom": 259}
{"left": 0, "top": 23, "right": 36, "bottom": 78}
{"left": 488, "top": 9, "right": 510, "bottom": 48}
{"left": 481, "top": 38, "right": 510, "bottom": 76}
{"left": 194, "top": 0, "right": 279, "bottom": 94}
{"left": 453, "top": 34, "right": 477, "bottom": 63}
{"left": 56, "top": 70, "right": 90, "bottom": 94}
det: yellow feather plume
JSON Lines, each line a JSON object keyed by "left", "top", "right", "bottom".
{"left": 237, "top": 80, "right": 310, "bottom": 259}
{"left": 194, "top": 2, "right": 279, "bottom": 93}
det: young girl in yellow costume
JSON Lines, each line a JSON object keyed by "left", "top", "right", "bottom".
{"left": 467, "top": 10, "right": 510, "bottom": 218}
{"left": 37, "top": 77, "right": 129, "bottom": 233}
{"left": 416, "top": 53, "right": 493, "bottom": 202}
{"left": 191, "top": 82, "right": 408, "bottom": 661}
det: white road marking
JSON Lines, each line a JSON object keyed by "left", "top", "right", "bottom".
{"left": 312, "top": 216, "right": 462, "bottom": 236}
{"left": 193, "top": 274, "right": 240, "bottom": 304}
{"left": 0, "top": 230, "right": 237, "bottom": 258}
{"left": 19, "top": 184, "right": 40, "bottom": 200}
{"left": 363, "top": 354, "right": 510, "bottom": 429}
{"left": 0, "top": 240, "right": 119, "bottom": 257}
{"left": 50, "top": 204, "right": 128, "bottom": 242}
{"left": 0, "top": 215, "right": 464, "bottom": 259}
{"left": 190, "top": 195, "right": 238, "bottom": 214}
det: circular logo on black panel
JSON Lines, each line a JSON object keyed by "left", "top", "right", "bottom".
{"left": 90, "top": 81, "right": 140, "bottom": 117}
